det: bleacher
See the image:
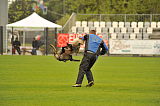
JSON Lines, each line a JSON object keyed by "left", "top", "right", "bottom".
{"left": 70, "top": 21, "right": 160, "bottom": 40}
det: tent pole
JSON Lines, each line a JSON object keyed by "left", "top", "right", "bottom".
{"left": 6, "top": 26, "right": 8, "bottom": 54}
{"left": 0, "top": 26, "right": 3, "bottom": 55}
{"left": 55, "top": 28, "right": 57, "bottom": 49}
{"left": 11, "top": 27, "right": 14, "bottom": 55}
{"left": 23, "top": 31, "right": 25, "bottom": 47}
{"left": 45, "top": 27, "right": 48, "bottom": 55}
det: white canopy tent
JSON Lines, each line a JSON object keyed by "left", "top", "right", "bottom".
{"left": 6, "top": 12, "right": 62, "bottom": 55}
{"left": 7, "top": 12, "right": 62, "bottom": 28}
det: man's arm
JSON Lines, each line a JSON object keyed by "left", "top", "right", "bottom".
{"left": 19, "top": 41, "right": 21, "bottom": 46}
{"left": 100, "top": 41, "right": 108, "bottom": 55}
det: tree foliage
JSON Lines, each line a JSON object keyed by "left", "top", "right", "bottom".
{"left": 8, "top": 0, "right": 160, "bottom": 24}
{"left": 64, "top": 0, "right": 160, "bottom": 14}
{"left": 8, "top": 0, "right": 34, "bottom": 23}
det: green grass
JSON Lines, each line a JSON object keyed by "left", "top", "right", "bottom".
{"left": 0, "top": 55, "right": 160, "bottom": 106}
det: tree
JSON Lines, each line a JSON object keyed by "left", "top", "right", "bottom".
{"left": 43, "top": 0, "right": 64, "bottom": 22}
{"left": 8, "top": 0, "right": 160, "bottom": 24}
{"left": 8, "top": 0, "right": 34, "bottom": 23}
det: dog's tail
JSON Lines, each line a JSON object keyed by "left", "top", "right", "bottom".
{"left": 50, "top": 44, "right": 61, "bottom": 60}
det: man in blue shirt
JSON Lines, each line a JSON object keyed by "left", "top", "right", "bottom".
{"left": 72, "top": 30, "right": 108, "bottom": 87}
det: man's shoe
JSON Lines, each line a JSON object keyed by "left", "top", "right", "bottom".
{"left": 86, "top": 81, "right": 94, "bottom": 87}
{"left": 72, "top": 84, "right": 81, "bottom": 87}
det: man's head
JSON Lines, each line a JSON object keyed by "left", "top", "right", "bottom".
{"left": 15, "top": 37, "right": 18, "bottom": 41}
{"left": 33, "top": 37, "right": 36, "bottom": 41}
{"left": 89, "top": 30, "right": 96, "bottom": 34}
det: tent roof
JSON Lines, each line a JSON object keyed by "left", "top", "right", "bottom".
{"left": 7, "top": 12, "right": 62, "bottom": 28}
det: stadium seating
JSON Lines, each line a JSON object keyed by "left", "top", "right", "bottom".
{"left": 138, "top": 22, "right": 143, "bottom": 28}
{"left": 142, "top": 28, "right": 147, "bottom": 33}
{"left": 70, "top": 21, "right": 159, "bottom": 40}
{"left": 88, "top": 21, "right": 94, "bottom": 27}
{"left": 111, "top": 33, "right": 117, "bottom": 39}
{"left": 130, "top": 33, "right": 136, "bottom": 40}
{"left": 139, "top": 28, "right": 143, "bottom": 33}
{"left": 151, "top": 22, "right": 157, "bottom": 28}
{"left": 131, "top": 22, "right": 137, "bottom": 28}
{"left": 94, "top": 21, "right": 100, "bottom": 27}
{"left": 124, "top": 33, "right": 130, "bottom": 40}
{"left": 119, "top": 22, "right": 124, "bottom": 28}
{"left": 84, "top": 27, "right": 89, "bottom": 33}
{"left": 115, "top": 28, "right": 121, "bottom": 33}
{"left": 82, "top": 21, "right": 87, "bottom": 27}
{"left": 134, "top": 28, "right": 139, "bottom": 34}
{"left": 77, "top": 27, "right": 83, "bottom": 34}
{"left": 101, "top": 27, "right": 108, "bottom": 33}
{"left": 121, "top": 28, "right": 127, "bottom": 33}
{"left": 157, "top": 22, "right": 160, "bottom": 28}
{"left": 109, "top": 27, "right": 114, "bottom": 33}
{"left": 137, "top": 33, "right": 143, "bottom": 40}
{"left": 143, "top": 33, "right": 150, "bottom": 39}
{"left": 96, "top": 27, "right": 102, "bottom": 34}
{"left": 90, "top": 27, "right": 96, "bottom": 31}
{"left": 144, "top": 22, "right": 150, "bottom": 28}
{"left": 127, "top": 28, "right": 134, "bottom": 33}
{"left": 100, "top": 21, "right": 106, "bottom": 27}
{"left": 117, "top": 33, "right": 123, "bottom": 40}
{"left": 71, "top": 26, "right": 77, "bottom": 33}
{"left": 147, "top": 27, "right": 153, "bottom": 34}
{"left": 125, "top": 22, "right": 131, "bottom": 27}
{"left": 76, "top": 21, "right": 81, "bottom": 27}
{"left": 106, "top": 22, "right": 112, "bottom": 28}
{"left": 112, "top": 22, "right": 118, "bottom": 28}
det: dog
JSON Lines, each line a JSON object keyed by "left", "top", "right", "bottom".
{"left": 50, "top": 44, "right": 80, "bottom": 62}
{"left": 50, "top": 38, "right": 84, "bottom": 62}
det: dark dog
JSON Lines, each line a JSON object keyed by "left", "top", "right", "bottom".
{"left": 50, "top": 44, "right": 80, "bottom": 62}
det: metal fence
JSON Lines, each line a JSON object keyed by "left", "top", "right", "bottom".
{"left": 76, "top": 14, "right": 160, "bottom": 22}
{"left": 62, "top": 13, "right": 76, "bottom": 33}
{"left": 62, "top": 13, "right": 160, "bottom": 33}
{"left": 6, "top": 28, "right": 57, "bottom": 55}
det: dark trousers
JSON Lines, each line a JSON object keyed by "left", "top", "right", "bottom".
{"left": 14, "top": 46, "right": 21, "bottom": 55}
{"left": 32, "top": 48, "right": 37, "bottom": 55}
{"left": 76, "top": 52, "right": 97, "bottom": 84}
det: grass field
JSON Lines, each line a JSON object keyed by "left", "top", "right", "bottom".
{"left": 0, "top": 55, "right": 160, "bottom": 106}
